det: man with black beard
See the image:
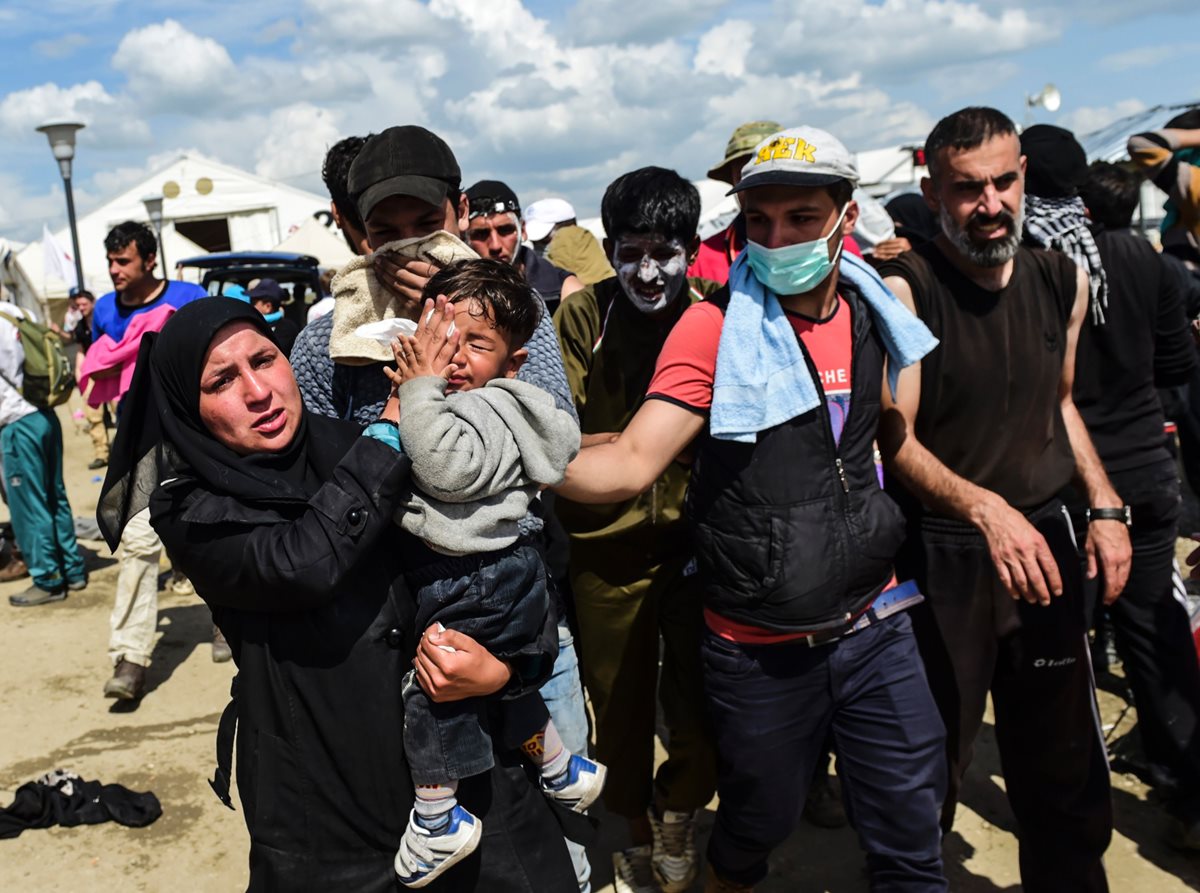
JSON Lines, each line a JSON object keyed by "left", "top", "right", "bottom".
{"left": 876, "top": 107, "right": 1131, "bottom": 892}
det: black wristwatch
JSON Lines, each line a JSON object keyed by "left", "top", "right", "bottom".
{"left": 1086, "top": 506, "right": 1131, "bottom": 526}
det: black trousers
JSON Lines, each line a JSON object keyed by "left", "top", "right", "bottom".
{"left": 1077, "top": 458, "right": 1200, "bottom": 812}
{"left": 898, "top": 501, "right": 1112, "bottom": 893}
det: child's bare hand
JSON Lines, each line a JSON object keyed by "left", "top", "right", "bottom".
{"left": 388, "top": 297, "right": 459, "bottom": 383}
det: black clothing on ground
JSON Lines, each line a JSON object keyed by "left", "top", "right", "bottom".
{"left": 685, "top": 284, "right": 905, "bottom": 633}
{"left": 898, "top": 504, "right": 1112, "bottom": 893}
{"left": 0, "top": 770, "right": 161, "bottom": 839}
{"left": 1073, "top": 226, "right": 1195, "bottom": 473}
{"left": 517, "top": 244, "right": 572, "bottom": 316}
{"left": 878, "top": 243, "right": 1078, "bottom": 512}
{"left": 271, "top": 316, "right": 301, "bottom": 357}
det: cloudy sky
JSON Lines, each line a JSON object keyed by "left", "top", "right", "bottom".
{"left": 0, "top": 0, "right": 1196, "bottom": 244}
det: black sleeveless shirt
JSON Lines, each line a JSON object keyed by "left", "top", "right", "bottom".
{"left": 878, "top": 242, "right": 1078, "bottom": 511}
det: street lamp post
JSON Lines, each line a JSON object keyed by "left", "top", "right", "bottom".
{"left": 35, "top": 121, "right": 85, "bottom": 292}
{"left": 141, "top": 194, "right": 166, "bottom": 277}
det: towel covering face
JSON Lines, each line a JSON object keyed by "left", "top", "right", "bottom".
{"left": 329, "top": 231, "right": 479, "bottom": 365}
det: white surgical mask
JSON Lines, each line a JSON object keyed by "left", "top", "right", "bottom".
{"left": 611, "top": 238, "right": 689, "bottom": 315}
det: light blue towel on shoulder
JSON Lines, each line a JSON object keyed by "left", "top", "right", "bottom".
{"left": 710, "top": 251, "right": 938, "bottom": 443}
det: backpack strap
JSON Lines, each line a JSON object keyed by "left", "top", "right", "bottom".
{"left": 209, "top": 675, "right": 238, "bottom": 810}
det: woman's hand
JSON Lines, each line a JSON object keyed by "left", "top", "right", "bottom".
{"left": 383, "top": 296, "right": 459, "bottom": 389}
{"left": 413, "top": 625, "right": 513, "bottom": 703}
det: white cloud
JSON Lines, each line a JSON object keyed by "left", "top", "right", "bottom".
{"left": 0, "top": 80, "right": 150, "bottom": 147}
{"left": 1100, "top": 43, "right": 1200, "bottom": 73}
{"left": 1056, "top": 99, "right": 1148, "bottom": 137}
{"left": 566, "top": 0, "right": 728, "bottom": 45}
{"left": 33, "top": 33, "right": 90, "bottom": 59}
{"left": 756, "top": 0, "right": 1051, "bottom": 79}
{"left": 694, "top": 20, "right": 754, "bottom": 78}
{"left": 253, "top": 104, "right": 343, "bottom": 181}
{"left": 113, "top": 19, "right": 236, "bottom": 109}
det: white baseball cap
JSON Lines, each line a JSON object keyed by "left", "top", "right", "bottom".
{"left": 523, "top": 197, "right": 577, "bottom": 242}
{"left": 730, "top": 126, "right": 859, "bottom": 195}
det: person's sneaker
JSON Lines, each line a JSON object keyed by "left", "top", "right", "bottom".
{"left": 212, "top": 626, "right": 232, "bottom": 663}
{"left": 87, "top": 458, "right": 108, "bottom": 470}
{"left": 395, "top": 805, "right": 482, "bottom": 888}
{"left": 169, "top": 572, "right": 195, "bottom": 596}
{"left": 0, "top": 557, "right": 29, "bottom": 583}
{"left": 103, "top": 659, "right": 146, "bottom": 700}
{"left": 8, "top": 582, "right": 66, "bottom": 607}
{"left": 703, "top": 864, "right": 754, "bottom": 893}
{"left": 613, "top": 844, "right": 659, "bottom": 893}
{"left": 649, "top": 807, "right": 699, "bottom": 893}
{"left": 803, "top": 772, "right": 848, "bottom": 829}
{"left": 67, "top": 575, "right": 88, "bottom": 592}
{"left": 543, "top": 753, "right": 607, "bottom": 813}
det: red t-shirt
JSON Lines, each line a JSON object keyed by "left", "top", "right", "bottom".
{"left": 648, "top": 295, "right": 864, "bottom": 644}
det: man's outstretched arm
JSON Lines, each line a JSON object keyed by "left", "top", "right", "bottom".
{"left": 554, "top": 399, "right": 706, "bottom": 504}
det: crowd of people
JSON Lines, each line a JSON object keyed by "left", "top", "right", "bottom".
{"left": 2, "top": 102, "right": 1200, "bottom": 892}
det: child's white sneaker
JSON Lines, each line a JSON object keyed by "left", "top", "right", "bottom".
{"left": 543, "top": 753, "right": 607, "bottom": 813}
{"left": 394, "top": 804, "right": 482, "bottom": 888}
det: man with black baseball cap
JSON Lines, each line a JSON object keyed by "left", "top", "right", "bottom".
{"left": 464, "top": 179, "right": 583, "bottom": 315}
{"left": 289, "top": 124, "right": 595, "bottom": 892}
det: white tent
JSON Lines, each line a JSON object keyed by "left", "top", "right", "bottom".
{"left": 273, "top": 215, "right": 354, "bottom": 269}
{"left": 15, "top": 153, "right": 331, "bottom": 307}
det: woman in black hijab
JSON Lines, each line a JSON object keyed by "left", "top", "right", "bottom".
{"left": 99, "top": 297, "right": 576, "bottom": 892}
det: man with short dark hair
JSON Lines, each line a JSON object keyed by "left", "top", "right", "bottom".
{"left": 322, "top": 135, "right": 372, "bottom": 256}
{"left": 464, "top": 179, "right": 583, "bottom": 315}
{"left": 67, "top": 289, "right": 109, "bottom": 470}
{"left": 294, "top": 124, "right": 596, "bottom": 892}
{"left": 1064, "top": 154, "right": 1200, "bottom": 846}
{"left": 553, "top": 166, "right": 722, "bottom": 893}
{"left": 94, "top": 221, "right": 206, "bottom": 700}
{"left": 877, "top": 106, "right": 1131, "bottom": 890}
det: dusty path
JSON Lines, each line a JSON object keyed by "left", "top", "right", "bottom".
{"left": 1, "top": 401, "right": 1199, "bottom": 891}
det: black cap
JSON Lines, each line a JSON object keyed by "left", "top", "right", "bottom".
{"left": 349, "top": 126, "right": 461, "bottom": 222}
{"left": 248, "top": 278, "right": 286, "bottom": 306}
{"left": 1020, "top": 124, "right": 1087, "bottom": 199}
{"left": 466, "top": 180, "right": 521, "bottom": 219}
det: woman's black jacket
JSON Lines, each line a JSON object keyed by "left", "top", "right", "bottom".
{"left": 150, "top": 435, "right": 576, "bottom": 892}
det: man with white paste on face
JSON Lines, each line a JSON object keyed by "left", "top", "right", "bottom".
{"left": 464, "top": 179, "right": 584, "bottom": 316}
{"left": 555, "top": 131, "right": 948, "bottom": 892}
{"left": 553, "top": 167, "right": 718, "bottom": 893}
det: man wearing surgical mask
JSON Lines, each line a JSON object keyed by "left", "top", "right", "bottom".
{"left": 555, "top": 132, "right": 947, "bottom": 892}
{"left": 553, "top": 167, "right": 719, "bottom": 893}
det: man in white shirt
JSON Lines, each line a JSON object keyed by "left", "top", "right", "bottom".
{"left": 0, "top": 302, "right": 86, "bottom": 606}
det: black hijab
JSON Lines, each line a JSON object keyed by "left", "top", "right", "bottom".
{"left": 98, "top": 297, "right": 359, "bottom": 549}
{"left": 885, "top": 192, "right": 939, "bottom": 243}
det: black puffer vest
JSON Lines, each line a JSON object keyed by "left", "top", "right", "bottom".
{"left": 686, "top": 281, "right": 906, "bottom": 633}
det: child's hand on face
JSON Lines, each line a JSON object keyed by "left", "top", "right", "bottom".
{"left": 382, "top": 295, "right": 460, "bottom": 389}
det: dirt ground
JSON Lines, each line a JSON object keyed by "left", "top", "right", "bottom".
{"left": 2, "top": 401, "right": 1200, "bottom": 892}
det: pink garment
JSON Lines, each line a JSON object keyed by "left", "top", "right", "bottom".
{"left": 80, "top": 303, "right": 177, "bottom": 407}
